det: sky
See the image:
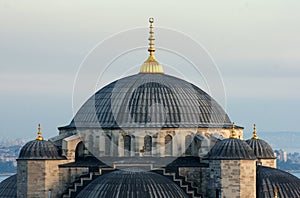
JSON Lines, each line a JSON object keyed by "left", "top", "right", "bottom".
{"left": 0, "top": 0, "right": 300, "bottom": 140}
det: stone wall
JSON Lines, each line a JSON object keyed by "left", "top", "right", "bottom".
{"left": 17, "top": 159, "right": 87, "bottom": 198}
{"left": 179, "top": 167, "right": 208, "bottom": 195}
{"left": 259, "top": 159, "right": 276, "bottom": 168}
{"left": 17, "top": 160, "right": 46, "bottom": 198}
{"left": 207, "top": 160, "right": 222, "bottom": 197}
{"left": 17, "top": 160, "right": 27, "bottom": 198}
{"left": 239, "top": 160, "right": 256, "bottom": 198}
{"left": 221, "top": 160, "right": 240, "bottom": 198}
{"left": 58, "top": 166, "right": 89, "bottom": 197}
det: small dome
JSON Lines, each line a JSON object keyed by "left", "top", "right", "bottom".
{"left": 18, "top": 140, "right": 61, "bottom": 160}
{"left": 207, "top": 138, "right": 257, "bottom": 160}
{"left": 246, "top": 139, "right": 276, "bottom": 159}
{"left": 0, "top": 174, "right": 17, "bottom": 198}
{"left": 257, "top": 166, "right": 300, "bottom": 197}
{"left": 76, "top": 169, "right": 189, "bottom": 198}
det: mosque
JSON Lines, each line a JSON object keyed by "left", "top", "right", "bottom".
{"left": 1, "top": 18, "right": 300, "bottom": 198}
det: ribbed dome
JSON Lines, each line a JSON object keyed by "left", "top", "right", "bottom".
{"left": 246, "top": 139, "right": 276, "bottom": 159}
{"left": 62, "top": 73, "right": 231, "bottom": 129}
{"left": 76, "top": 169, "right": 189, "bottom": 198}
{"left": 18, "top": 140, "right": 61, "bottom": 160}
{"left": 0, "top": 174, "right": 17, "bottom": 198}
{"left": 207, "top": 138, "right": 257, "bottom": 160}
{"left": 257, "top": 166, "right": 300, "bottom": 198}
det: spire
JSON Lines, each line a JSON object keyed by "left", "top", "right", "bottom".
{"left": 229, "top": 122, "right": 238, "bottom": 139}
{"left": 139, "top": 18, "right": 164, "bottom": 74}
{"left": 252, "top": 124, "right": 259, "bottom": 140}
{"left": 148, "top": 17, "right": 155, "bottom": 56}
{"left": 36, "top": 124, "right": 44, "bottom": 141}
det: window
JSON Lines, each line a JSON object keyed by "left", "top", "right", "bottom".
{"left": 124, "top": 135, "right": 131, "bottom": 156}
{"left": 104, "top": 135, "right": 111, "bottom": 156}
{"left": 165, "top": 135, "right": 173, "bottom": 156}
{"left": 185, "top": 135, "right": 192, "bottom": 156}
{"left": 144, "top": 135, "right": 152, "bottom": 155}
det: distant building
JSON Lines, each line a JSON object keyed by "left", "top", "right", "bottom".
{"left": 1, "top": 18, "right": 300, "bottom": 198}
{"left": 275, "top": 149, "right": 288, "bottom": 162}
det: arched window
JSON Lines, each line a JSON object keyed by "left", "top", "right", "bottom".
{"left": 124, "top": 135, "right": 131, "bottom": 156}
{"left": 185, "top": 135, "right": 193, "bottom": 156}
{"left": 75, "top": 142, "right": 85, "bottom": 161}
{"left": 104, "top": 135, "right": 111, "bottom": 156}
{"left": 165, "top": 135, "right": 173, "bottom": 156}
{"left": 144, "top": 135, "right": 152, "bottom": 156}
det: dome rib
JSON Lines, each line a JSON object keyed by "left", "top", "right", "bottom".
{"left": 62, "top": 74, "right": 231, "bottom": 130}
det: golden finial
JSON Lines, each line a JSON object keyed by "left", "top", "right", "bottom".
{"left": 252, "top": 124, "right": 259, "bottom": 140}
{"left": 274, "top": 187, "right": 278, "bottom": 198}
{"left": 139, "top": 17, "right": 164, "bottom": 74}
{"left": 36, "top": 124, "right": 44, "bottom": 141}
{"left": 229, "top": 122, "right": 238, "bottom": 139}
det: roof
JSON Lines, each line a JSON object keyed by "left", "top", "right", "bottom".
{"left": 0, "top": 174, "right": 17, "bottom": 198}
{"left": 246, "top": 138, "right": 276, "bottom": 159}
{"left": 257, "top": 166, "right": 300, "bottom": 198}
{"left": 18, "top": 139, "right": 62, "bottom": 160}
{"left": 207, "top": 138, "right": 257, "bottom": 160}
{"left": 76, "top": 169, "right": 190, "bottom": 198}
{"left": 60, "top": 73, "right": 231, "bottom": 130}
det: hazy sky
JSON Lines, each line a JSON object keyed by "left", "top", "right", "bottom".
{"left": 1, "top": 0, "right": 300, "bottom": 140}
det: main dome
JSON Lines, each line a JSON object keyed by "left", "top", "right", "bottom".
{"left": 61, "top": 18, "right": 231, "bottom": 130}
{"left": 63, "top": 73, "right": 231, "bottom": 129}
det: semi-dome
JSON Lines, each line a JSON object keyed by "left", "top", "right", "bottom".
{"left": 246, "top": 124, "right": 276, "bottom": 159}
{"left": 207, "top": 124, "right": 256, "bottom": 160}
{"left": 76, "top": 169, "right": 189, "bottom": 198}
{"left": 0, "top": 174, "right": 17, "bottom": 198}
{"left": 18, "top": 124, "right": 61, "bottom": 160}
{"left": 257, "top": 166, "right": 300, "bottom": 198}
{"left": 62, "top": 73, "right": 231, "bottom": 129}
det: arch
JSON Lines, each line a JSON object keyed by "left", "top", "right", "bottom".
{"left": 165, "top": 135, "right": 173, "bottom": 156}
{"left": 75, "top": 141, "right": 85, "bottom": 161}
{"left": 185, "top": 135, "right": 193, "bottom": 156}
{"left": 124, "top": 135, "right": 131, "bottom": 156}
{"left": 104, "top": 134, "right": 111, "bottom": 156}
{"left": 144, "top": 135, "right": 152, "bottom": 156}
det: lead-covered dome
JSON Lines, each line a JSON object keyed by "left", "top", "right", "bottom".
{"left": 63, "top": 73, "right": 231, "bottom": 129}
{"left": 257, "top": 166, "right": 300, "bottom": 198}
{"left": 207, "top": 138, "right": 257, "bottom": 160}
{"left": 18, "top": 140, "right": 61, "bottom": 160}
{"left": 246, "top": 124, "right": 276, "bottom": 159}
{"left": 76, "top": 169, "right": 189, "bottom": 198}
{"left": 0, "top": 174, "right": 17, "bottom": 198}
{"left": 246, "top": 139, "right": 275, "bottom": 159}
